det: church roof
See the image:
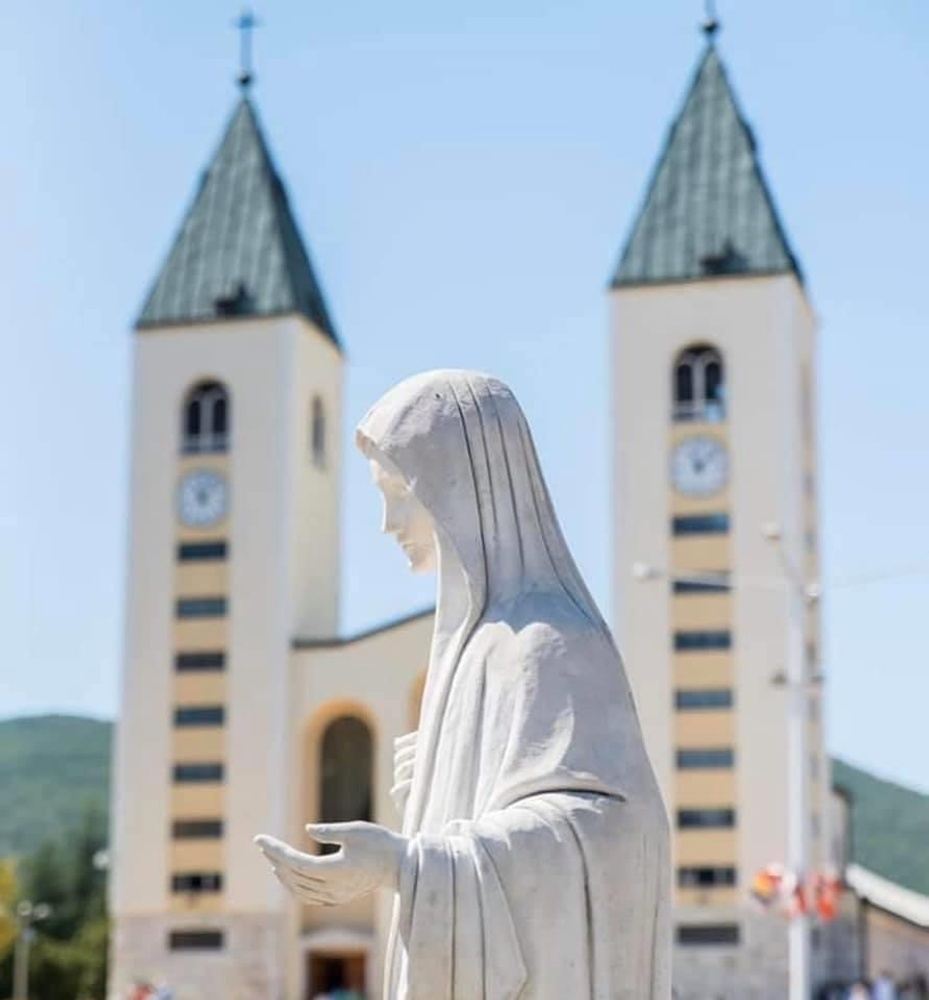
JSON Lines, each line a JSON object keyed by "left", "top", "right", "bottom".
{"left": 292, "top": 606, "right": 434, "bottom": 650}
{"left": 137, "top": 97, "right": 339, "bottom": 346}
{"left": 834, "top": 758, "right": 929, "bottom": 899}
{"left": 612, "top": 43, "right": 802, "bottom": 288}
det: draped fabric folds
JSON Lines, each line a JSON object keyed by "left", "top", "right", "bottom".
{"left": 357, "top": 371, "right": 670, "bottom": 999}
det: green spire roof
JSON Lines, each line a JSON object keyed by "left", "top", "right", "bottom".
{"left": 612, "top": 44, "right": 801, "bottom": 288}
{"left": 137, "top": 97, "right": 339, "bottom": 346}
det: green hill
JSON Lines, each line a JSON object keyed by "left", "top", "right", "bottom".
{"left": 1, "top": 716, "right": 927, "bottom": 901}
{"left": 0, "top": 715, "right": 112, "bottom": 857}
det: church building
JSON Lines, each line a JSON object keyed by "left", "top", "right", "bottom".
{"left": 611, "top": 26, "right": 827, "bottom": 998}
{"left": 109, "top": 88, "right": 433, "bottom": 998}
{"left": 111, "top": 23, "right": 917, "bottom": 1000}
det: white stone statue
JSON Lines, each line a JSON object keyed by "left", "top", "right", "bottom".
{"left": 256, "top": 370, "right": 670, "bottom": 998}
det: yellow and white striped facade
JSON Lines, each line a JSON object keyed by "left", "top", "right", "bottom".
{"left": 611, "top": 273, "right": 828, "bottom": 993}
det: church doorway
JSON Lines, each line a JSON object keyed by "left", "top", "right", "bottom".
{"left": 306, "top": 950, "right": 367, "bottom": 999}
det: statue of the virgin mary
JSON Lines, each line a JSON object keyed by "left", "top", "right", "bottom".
{"left": 257, "top": 370, "right": 670, "bottom": 999}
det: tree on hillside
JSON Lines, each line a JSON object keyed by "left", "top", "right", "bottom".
{"left": 20, "top": 839, "right": 71, "bottom": 939}
{"left": 0, "top": 859, "right": 16, "bottom": 956}
{"left": 0, "top": 801, "right": 109, "bottom": 999}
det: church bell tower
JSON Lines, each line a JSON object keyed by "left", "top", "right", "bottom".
{"left": 610, "top": 30, "right": 826, "bottom": 998}
{"left": 109, "top": 82, "right": 343, "bottom": 997}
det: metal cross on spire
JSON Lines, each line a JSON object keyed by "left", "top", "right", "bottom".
{"left": 233, "top": 8, "right": 261, "bottom": 90}
{"left": 701, "top": 0, "right": 721, "bottom": 40}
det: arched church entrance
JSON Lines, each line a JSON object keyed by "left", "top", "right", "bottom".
{"left": 300, "top": 707, "right": 376, "bottom": 998}
{"left": 307, "top": 950, "right": 366, "bottom": 999}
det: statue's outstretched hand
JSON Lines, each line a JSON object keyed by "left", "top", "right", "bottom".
{"left": 254, "top": 822, "right": 407, "bottom": 906}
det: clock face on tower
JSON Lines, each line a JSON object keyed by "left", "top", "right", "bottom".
{"left": 670, "top": 436, "right": 729, "bottom": 497}
{"left": 178, "top": 469, "right": 228, "bottom": 528}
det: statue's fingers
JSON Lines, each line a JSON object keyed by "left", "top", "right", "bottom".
{"left": 394, "top": 730, "right": 417, "bottom": 750}
{"left": 254, "top": 833, "right": 281, "bottom": 854}
{"left": 390, "top": 781, "right": 411, "bottom": 813}
{"left": 254, "top": 835, "right": 307, "bottom": 870}
{"left": 271, "top": 863, "right": 306, "bottom": 890}
{"left": 291, "top": 871, "right": 328, "bottom": 889}
{"left": 276, "top": 866, "right": 339, "bottom": 905}
{"left": 254, "top": 834, "right": 294, "bottom": 858}
{"left": 393, "top": 774, "right": 413, "bottom": 796}
{"left": 272, "top": 848, "right": 341, "bottom": 879}
{"left": 275, "top": 862, "right": 328, "bottom": 886}
{"left": 290, "top": 869, "right": 327, "bottom": 885}
{"left": 305, "top": 822, "right": 357, "bottom": 849}
{"left": 394, "top": 754, "right": 415, "bottom": 776}
{"left": 263, "top": 858, "right": 340, "bottom": 910}
{"left": 390, "top": 779, "right": 412, "bottom": 801}
{"left": 256, "top": 838, "right": 341, "bottom": 886}
{"left": 293, "top": 875, "right": 340, "bottom": 903}
{"left": 269, "top": 866, "right": 299, "bottom": 896}
{"left": 395, "top": 759, "right": 414, "bottom": 781}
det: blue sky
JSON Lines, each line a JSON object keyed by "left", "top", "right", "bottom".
{"left": 1, "top": 1, "right": 927, "bottom": 793}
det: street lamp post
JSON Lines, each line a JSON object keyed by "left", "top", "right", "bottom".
{"left": 761, "top": 521, "right": 819, "bottom": 1000}
{"left": 13, "top": 900, "right": 51, "bottom": 1000}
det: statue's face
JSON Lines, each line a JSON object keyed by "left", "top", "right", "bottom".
{"left": 370, "top": 458, "right": 437, "bottom": 573}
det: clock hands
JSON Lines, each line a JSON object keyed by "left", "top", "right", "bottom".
{"left": 672, "top": 435, "right": 729, "bottom": 497}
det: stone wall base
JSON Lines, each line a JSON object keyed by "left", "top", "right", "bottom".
{"left": 672, "top": 911, "right": 790, "bottom": 999}
{"left": 109, "top": 912, "right": 286, "bottom": 1000}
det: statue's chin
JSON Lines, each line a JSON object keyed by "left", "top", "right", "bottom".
{"left": 405, "top": 545, "right": 437, "bottom": 575}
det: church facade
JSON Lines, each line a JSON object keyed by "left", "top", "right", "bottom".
{"left": 110, "top": 31, "right": 869, "bottom": 1000}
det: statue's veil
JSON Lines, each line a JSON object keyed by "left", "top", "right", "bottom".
{"left": 357, "top": 372, "right": 668, "bottom": 999}
{"left": 357, "top": 370, "right": 642, "bottom": 826}
{"left": 356, "top": 369, "right": 607, "bottom": 633}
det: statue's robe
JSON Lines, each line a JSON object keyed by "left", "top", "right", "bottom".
{"left": 357, "top": 370, "right": 670, "bottom": 999}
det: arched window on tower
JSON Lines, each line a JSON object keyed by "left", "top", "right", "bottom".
{"left": 318, "top": 716, "right": 372, "bottom": 852}
{"left": 673, "top": 345, "right": 726, "bottom": 423}
{"left": 311, "top": 395, "right": 326, "bottom": 468}
{"left": 182, "top": 381, "right": 230, "bottom": 453}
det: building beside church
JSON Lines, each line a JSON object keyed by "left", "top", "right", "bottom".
{"left": 109, "top": 25, "right": 928, "bottom": 1000}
